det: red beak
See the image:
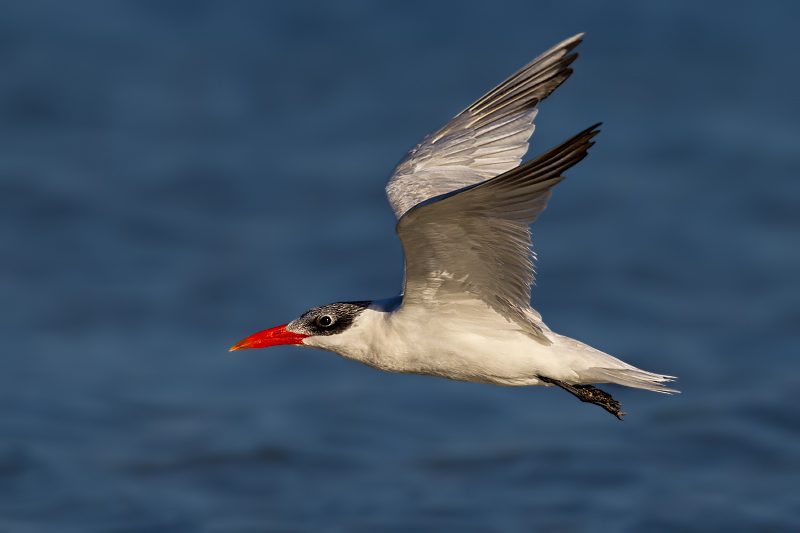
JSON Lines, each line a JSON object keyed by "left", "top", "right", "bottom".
{"left": 229, "top": 324, "right": 309, "bottom": 351}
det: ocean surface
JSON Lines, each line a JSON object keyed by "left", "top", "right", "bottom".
{"left": 2, "top": 1, "right": 799, "bottom": 531}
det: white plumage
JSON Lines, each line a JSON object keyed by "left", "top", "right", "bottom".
{"left": 233, "top": 34, "right": 677, "bottom": 418}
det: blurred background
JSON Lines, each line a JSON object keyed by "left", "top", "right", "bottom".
{"left": 1, "top": 1, "right": 799, "bottom": 531}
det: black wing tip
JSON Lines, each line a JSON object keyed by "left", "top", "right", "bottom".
{"left": 552, "top": 34, "right": 583, "bottom": 63}
{"left": 563, "top": 52, "right": 580, "bottom": 67}
{"left": 559, "top": 123, "right": 602, "bottom": 151}
{"left": 476, "top": 122, "right": 601, "bottom": 191}
{"left": 579, "top": 123, "right": 602, "bottom": 144}
{"left": 557, "top": 33, "right": 584, "bottom": 52}
{"left": 585, "top": 122, "right": 602, "bottom": 133}
{"left": 467, "top": 36, "right": 586, "bottom": 119}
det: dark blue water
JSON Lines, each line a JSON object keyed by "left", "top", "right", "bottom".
{"left": 2, "top": 1, "right": 799, "bottom": 530}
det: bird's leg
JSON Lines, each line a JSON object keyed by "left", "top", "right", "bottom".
{"left": 537, "top": 375, "right": 626, "bottom": 420}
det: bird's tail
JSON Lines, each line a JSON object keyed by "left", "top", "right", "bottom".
{"left": 580, "top": 366, "right": 678, "bottom": 393}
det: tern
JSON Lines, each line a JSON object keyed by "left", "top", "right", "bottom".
{"left": 231, "top": 34, "right": 677, "bottom": 419}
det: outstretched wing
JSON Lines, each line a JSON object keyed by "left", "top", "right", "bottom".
{"left": 396, "top": 125, "right": 601, "bottom": 342}
{"left": 386, "top": 34, "right": 583, "bottom": 219}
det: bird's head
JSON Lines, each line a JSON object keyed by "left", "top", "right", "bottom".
{"left": 229, "top": 301, "right": 372, "bottom": 351}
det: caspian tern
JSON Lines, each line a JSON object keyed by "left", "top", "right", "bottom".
{"left": 231, "top": 34, "right": 677, "bottom": 419}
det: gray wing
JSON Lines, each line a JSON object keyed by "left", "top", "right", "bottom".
{"left": 396, "top": 124, "right": 601, "bottom": 342}
{"left": 386, "top": 34, "right": 583, "bottom": 219}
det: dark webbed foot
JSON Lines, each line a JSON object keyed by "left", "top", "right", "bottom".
{"left": 538, "top": 375, "right": 626, "bottom": 420}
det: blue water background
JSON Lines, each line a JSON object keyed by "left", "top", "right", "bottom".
{"left": 1, "top": 1, "right": 799, "bottom": 530}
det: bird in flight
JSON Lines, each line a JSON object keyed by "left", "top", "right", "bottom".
{"left": 231, "top": 34, "right": 677, "bottom": 419}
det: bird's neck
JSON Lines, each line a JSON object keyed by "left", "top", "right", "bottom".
{"left": 303, "top": 296, "right": 404, "bottom": 369}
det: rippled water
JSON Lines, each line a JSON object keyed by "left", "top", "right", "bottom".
{"left": 2, "top": 1, "right": 799, "bottom": 531}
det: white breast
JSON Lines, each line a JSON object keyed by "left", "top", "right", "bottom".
{"left": 304, "top": 298, "right": 577, "bottom": 386}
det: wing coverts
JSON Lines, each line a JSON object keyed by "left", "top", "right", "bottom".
{"left": 397, "top": 125, "right": 601, "bottom": 340}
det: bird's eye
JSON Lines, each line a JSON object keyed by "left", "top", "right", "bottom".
{"left": 317, "top": 315, "right": 333, "bottom": 327}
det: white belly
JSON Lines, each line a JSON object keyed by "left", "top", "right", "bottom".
{"left": 304, "top": 299, "right": 585, "bottom": 386}
{"left": 301, "top": 297, "right": 674, "bottom": 393}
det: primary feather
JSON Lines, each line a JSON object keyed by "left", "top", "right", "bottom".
{"left": 386, "top": 33, "right": 584, "bottom": 218}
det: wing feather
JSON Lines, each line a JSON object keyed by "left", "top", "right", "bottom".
{"left": 396, "top": 125, "right": 601, "bottom": 341}
{"left": 386, "top": 34, "right": 584, "bottom": 218}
